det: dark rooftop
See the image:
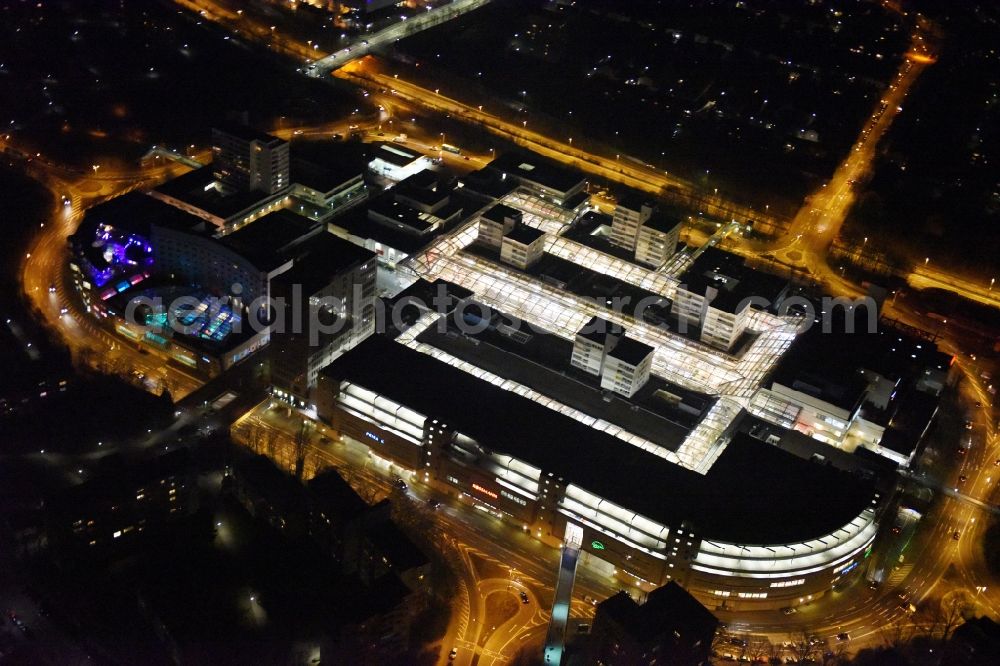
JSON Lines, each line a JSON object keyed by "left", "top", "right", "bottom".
{"left": 219, "top": 209, "right": 322, "bottom": 270}
{"left": 679, "top": 247, "right": 788, "bottom": 314}
{"left": 47, "top": 449, "right": 193, "bottom": 516}
{"left": 489, "top": 151, "right": 586, "bottom": 195}
{"left": 291, "top": 157, "right": 362, "bottom": 194}
{"left": 770, "top": 314, "right": 947, "bottom": 412}
{"left": 322, "top": 337, "right": 877, "bottom": 544}
{"left": 307, "top": 468, "right": 368, "bottom": 521}
{"left": 597, "top": 582, "right": 718, "bottom": 645}
{"left": 576, "top": 315, "right": 623, "bottom": 345}
{"left": 368, "top": 196, "right": 438, "bottom": 234}
{"left": 154, "top": 166, "right": 277, "bottom": 221}
{"left": 364, "top": 516, "right": 429, "bottom": 573}
{"left": 504, "top": 225, "right": 546, "bottom": 245}
{"left": 272, "top": 232, "right": 375, "bottom": 297}
{"left": 460, "top": 167, "right": 519, "bottom": 200}
{"left": 213, "top": 123, "right": 283, "bottom": 145}
{"left": 481, "top": 203, "right": 522, "bottom": 225}
{"left": 607, "top": 336, "right": 655, "bottom": 366}
{"left": 78, "top": 191, "right": 207, "bottom": 238}
{"left": 617, "top": 192, "right": 656, "bottom": 213}
{"left": 642, "top": 212, "right": 683, "bottom": 235}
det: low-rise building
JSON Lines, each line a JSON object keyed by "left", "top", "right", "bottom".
{"left": 488, "top": 151, "right": 588, "bottom": 208}
{"left": 368, "top": 143, "right": 432, "bottom": 183}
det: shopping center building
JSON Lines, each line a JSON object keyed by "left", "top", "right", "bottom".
{"left": 315, "top": 334, "right": 881, "bottom": 611}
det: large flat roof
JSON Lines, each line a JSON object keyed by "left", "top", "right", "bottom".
{"left": 213, "top": 123, "right": 284, "bottom": 146}
{"left": 219, "top": 209, "right": 322, "bottom": 271}
{"left": 489, "top": 151, "right": 586, "bottom": 195}
{"left": 154, "top": 166, "right": 276, "bottom": 220}
{"left": 79, "top": 191, "right": 209, "bottom": 237}
{"left": 322, "top": 336, "right": 876, "bottom": 545}
{"left": 272, "top": 232, "right": 375, "bottom": 297}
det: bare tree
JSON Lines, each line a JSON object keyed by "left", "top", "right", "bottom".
{"left": 878, "top": 619, "right": 917, "bottom": 651}
{"left": 745, "top": 635, "right": 772, "bottom": 662}
{"left": 790, "top": 631, "right": 819, "bottom": 663}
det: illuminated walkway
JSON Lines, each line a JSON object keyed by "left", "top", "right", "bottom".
{"left": 542, "top": 544, "right": 581, "bottom": 665}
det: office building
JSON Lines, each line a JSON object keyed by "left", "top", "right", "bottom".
{"left": 269, "top": 233, "right": 377, "bottom": 399}
{"left": 673, "top": 247, "right": 788, "bottom": 351}
{"left": 634, "top": 213, "right": 682, "bottom": 267}
{"left": 500, "top": 225, "right": 546, "bottom": 270}
{"left": 599, "top": 337, "right": 655, "bottom": 398}
{"left": 610, "top": 194, "right": 654, "bottom": 250}
{"left": 477, "top": 203, "right": 522, "bottom": 249}
{"left": 212, "top": 124, "right": 290, "bottom": 195}
{"left": 570, "top": 316, "right": 622, "bottom": 376}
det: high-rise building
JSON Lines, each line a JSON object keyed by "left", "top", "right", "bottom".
{"left": 212, "top": 124, "right": 290, "bottom": 194}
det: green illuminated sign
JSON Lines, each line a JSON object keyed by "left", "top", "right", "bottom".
{"left": 591, "top": 540, "right": 605, "bottom": 550}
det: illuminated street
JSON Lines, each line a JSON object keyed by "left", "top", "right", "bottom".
{"left": 3, "top": 1, "right": 1000, "bottom": 664}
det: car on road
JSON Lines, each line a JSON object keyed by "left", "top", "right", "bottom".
{"left": 995, "top": 459, "right": 1000, "bottom": 467}
{"left": 60, "top": 306, "right": 68, "bottom": 315}
{"left": 953, "top": 530, "right": 961, "bottom": 540}
{"left": 449, "top": 647, "right": 458, "bottom": 660}
{"left": 427, "top": 498, "right": 440, "bottom": 509}
{"left": 957, "top": 446, "right": 967, "bottom": 455}
{"left": 520, "top": 590, "right": 529, "bottom": 604}
{"left": 837, "top": 632, "right": 850, "bottom": 641}
{"left": 780, "top": 607, "right": 796, "bottom": 615}
{"left": 965, "top": 421, "right": 974, "bottom": 430}
{"left": 48, "top": 283, "right": 56, "bottom": 293}
{"left": 959, "top": 475, "right": 967, "bottom": 483}
{"left": 393, "top": 477, "right": 407, "bottom": 491}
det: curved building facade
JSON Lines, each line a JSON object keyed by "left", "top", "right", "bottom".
{"left": 314, "top": 336, "right": 885, "bottom": 610}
